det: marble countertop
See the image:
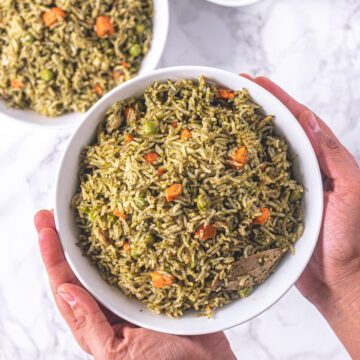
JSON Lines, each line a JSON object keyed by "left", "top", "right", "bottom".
{"left": 1, "top": 0, "right": 358, "bottom": 359}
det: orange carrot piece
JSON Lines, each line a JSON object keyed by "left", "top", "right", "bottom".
{"left": 10, "top": 80, "right": 24, "bottom": 89}
{"left": 230, "top": 146, "right": 248, "bottom": 169}
{"left": 165, "top": 184, "right": 182, "bottom": 202}
{"left": 152, "top": 271, "right": 175, "bottom": 288}
{"left": 113, "top": 209, "right": 121, "bottom": 217}
{"left": 205, "top": 305, "right": 212, "bottom": 312}
{"left": 122, "top": 61, "right": 129, "bottom": 67}
{"left": 93, "top": 85, "right": 103, "bottom": 96}
{"left": 171, "top": 122, "right": 178, "bottom": 128}
{"left": 112, "top": 71, "right": 123, "bottom": 79}
{"left": 157, "top": 168, "right": 165, "bottom": 176}
{"left": 96, "top": 16, "right": 114, "bottom": 37}
{"left": 260, "top": 165, "right": 265, "bottom": 170}
{"left": 42, "top": 7, "right": 66, "bottom": 27}
{"left": 42, "top": 10, "right": 58, "bottom": 27}
{"left": 152, "top": 271, "right": 163, "bottom": 288}
{"left": 235, "top": 146, "right": 248, "bottom": 164}
{"left": 124, "top": 134, "right": 134, "bottom": 143}
{"left": 113, "top": 209, "right": 126, "bottom": 218}
{"left": 123, "top": 242, "right": 130, "bottom": 252}
{"left": 195, "top": 224, "right": 217, "bottom": 240}
{"left": 145, "top": 152, "right": 158, "bottom": 164}
{"left": 253, "top": 208, "right": 270, "bottom": 225}
{"left": 162, "top": 274, "right": 175, "bottom": 286}
{"left": 218, "top": 89, "right": 236, "bottom": 99}
{"left": 180, "top": 129, "right": 192, "bottom": 141}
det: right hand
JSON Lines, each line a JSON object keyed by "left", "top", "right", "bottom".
{"left": 241, "top": 75, "right": 360, "bottom": 358}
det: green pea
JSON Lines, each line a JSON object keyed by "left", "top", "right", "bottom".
{"left": 23, "top": 33, "right": 34, "bottom": 44}
{"left": 81, "top": 207, "right": 91, "bottom": 215}
{"left": 107, "top": 213, "right": 116, "bottom": 223}
{"left": 41, "top": 69, "right": 54, "bottom": 82}
{"left": 196, "top": 194, "right": 211, "bottom": 212}
{"left": 101, "top": 39, "right": 111, "bottom": 49}
{"left": 238, "top": 286, "right": 253, "bottom": 298}
{"left": 290, "top": 190, "right": 302, "bottom": 202}
{"left": 143, "top": 121, "right": 157, "bottom": 135}
{"left": 81, "top": 207, "right": 95, "bottom": 221}
{"left": 135, "top": 197, "right": 149, "bottom": 210}
{"left": 144, "top": 234, "right": 155, "bottom": 246}
{"left": 129, "top": 43, "right": 141, "bottom": 57}
{"left": 131, "top": 249, "right": 139, "bottom": 259}
{"left": 136, "top": 24, "right": 145, "bottom": 34}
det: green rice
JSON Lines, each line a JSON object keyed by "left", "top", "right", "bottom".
{"left": 0, "top": 0, "right": 153, "bottom": 117}
{"left": 72, "top": 76, "right": 304, "bottom": 318}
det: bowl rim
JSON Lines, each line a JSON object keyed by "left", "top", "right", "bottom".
{"left": 55, "top": 66, "right": 323, "bottom": 335}
{"left": 0, "top": 0, "right": 169, "bottom": 128}
{"left": 205, "top": 0, "right": 263, "bottom": 7}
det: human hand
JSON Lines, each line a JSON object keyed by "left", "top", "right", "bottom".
{"left": 241, "top": 74, "right": 360, "bottom": 357}
{"left": 34, "top": 210, "right": 236, "bottom": 360}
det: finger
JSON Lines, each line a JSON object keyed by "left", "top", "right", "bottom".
{"left": 38, "top": 227, "right": 90, "bottom": 352}
{"left": 298, "top": 111, "right": 359, "bottom": 183}
{"left": 239, "top": 73, "right": 254, "bottom": 81}
{"left": 58, "top": 284, "right": 127, "bottom": 359}
{"left": 38, "top": 227, "right": 79, "bottom": 292}
{"left": 34, "top": 209, "right": 56, "bottom": 233}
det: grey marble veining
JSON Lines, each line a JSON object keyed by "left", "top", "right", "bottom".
{"left": 1, "top": 0, "right": 358, "bottom": 359}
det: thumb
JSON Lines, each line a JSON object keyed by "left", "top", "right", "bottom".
{"left": 58, "top": 283, "right": 123, "bottom": 359}
{"left": 298, "top": 110, "right": 358, "bottom": 185}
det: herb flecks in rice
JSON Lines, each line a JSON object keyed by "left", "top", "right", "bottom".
{"left": 0, "top": 0, "right": 153, "bottom": 117}
{"left": 72, "top": 77, "right": 304, "bottom": 318}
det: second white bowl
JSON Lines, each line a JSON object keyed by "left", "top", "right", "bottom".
{"left": 206, "top": 0, "right": 263, "bottom": 7}
{"left": 0, "top": 0, "right": 169, "bottom": 128}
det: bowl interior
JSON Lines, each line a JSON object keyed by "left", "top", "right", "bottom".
{"left": 55, "top": 66, "right": 323, "bottom": 335}
{"left": 0, "top": 0, "right": 169, "bottom": 127}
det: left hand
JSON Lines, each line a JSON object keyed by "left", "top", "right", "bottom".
{"left": 35, "top": 210, "right": 236, "bottom": 360}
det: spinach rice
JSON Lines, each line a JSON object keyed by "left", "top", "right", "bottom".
{"left": 0, "top": 0, "right": 153, "bottom": 117}
{"left": 72, "top": 77, "right": 304, "bottom": 318}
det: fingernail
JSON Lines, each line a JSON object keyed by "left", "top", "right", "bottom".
{"left": 58, "top": 289, "right": 76, "bottom": 307}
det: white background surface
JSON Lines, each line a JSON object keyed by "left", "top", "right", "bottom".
{"left": 1, "top": 0, "right": 358, "bottom": 359}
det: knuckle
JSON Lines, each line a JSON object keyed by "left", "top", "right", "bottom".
{"left": 104, "top": 337, "right": 126, "bottom": 359}
{"left": 74, "top": 313, "right": 87, "bottom": 332}
{"left": 325, "top": 135, "right": 340, "bottom": 151}
{"left": 104, "top": 337, "right": 116, "bottom": 355}
{"left": 322, "top": 133, "right": 343, "bottom": 153}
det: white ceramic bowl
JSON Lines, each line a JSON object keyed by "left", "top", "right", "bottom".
{"left": 55, "top": 66, "right": 323, "bottom": 335}
{"left": 206, "top": 0, "right": 263, "bottom": 7}
{"left": 0, "top": 0, "right": 169, "bottom": 128}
